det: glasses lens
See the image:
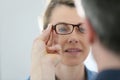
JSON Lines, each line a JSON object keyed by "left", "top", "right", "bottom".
{"left": 78, "top": 25, "right": 85, "bottom": 33}
{"left": 56, "top": 24, "right": 73, "bottom": 35}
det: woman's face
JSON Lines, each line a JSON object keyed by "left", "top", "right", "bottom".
{"left": 50, "top": 5, "right": 90, "bottom": 66}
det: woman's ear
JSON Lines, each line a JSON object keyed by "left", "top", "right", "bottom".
{"left": 84, "top": 19, "right": 95, "bottom": 44}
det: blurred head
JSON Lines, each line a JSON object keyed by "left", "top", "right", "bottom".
{"left": 81, "top": 0, "right": 120, "bottom": 55}
{"left": 43, "top": 0, "right": 90, "bottom": 66}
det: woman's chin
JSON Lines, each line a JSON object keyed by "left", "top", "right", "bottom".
{"left": 61, "top": 60, "right": 82, "bottom": 66}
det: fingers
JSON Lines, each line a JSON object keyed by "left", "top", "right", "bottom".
{"left": 32, "top": 24, "right": 52, "bottom": 54}
{"left": 31, "top": 23, "right": 58, "bottom": 59}
{"left": 47, "top": 30, "right": 53, "bottom": 47}
{"left": 42, "top": 24, "right": 56, "bottom": 48}
{"left": 31, "top": 24, "right": 61, "bottom": 80}
{"left": 41, "top": 24, "right": 53, "bottom": 44}
{"left": 41, "top": 24, "right": 60, "bottom": 54}
{"left": 46, "top": 44, "right": 62, "bottom": 54}
{"left": 31, "top": 38, "right": 46, "bottom": 66}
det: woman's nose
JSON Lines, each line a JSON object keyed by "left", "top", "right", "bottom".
{"left": 68, "top": 38, "right": 78, "bottom": 44}
{"left": 68, "top": 27, "right": 79, "bottom": 44}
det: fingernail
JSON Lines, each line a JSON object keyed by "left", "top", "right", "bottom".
{"left": 47, "top": 24, "right": 52, "bottom": 30}
{"left": 44, "top": 24, "right": 51, "bottom": 32}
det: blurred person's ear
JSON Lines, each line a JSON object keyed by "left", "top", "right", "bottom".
{"left": 74, "top": 0, "right": 95, "bottom": 44}
{"left": 84, "top": 19, "right": 95, "bottom": 44}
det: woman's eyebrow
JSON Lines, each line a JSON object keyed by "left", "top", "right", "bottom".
{"left": 53, "top": 22, "right": 83, "bottom": 25}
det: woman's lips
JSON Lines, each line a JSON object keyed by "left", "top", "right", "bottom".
{"left": 64, "top": 48, "right": 82, "bottom": 55}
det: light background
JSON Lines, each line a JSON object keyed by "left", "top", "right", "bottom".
{"left": 0, "top": 0, "right": 97, "bottom": 80}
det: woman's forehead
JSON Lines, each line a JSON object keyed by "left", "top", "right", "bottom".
{"left": 50, "top": 5, "right": 85, "bottom": 25}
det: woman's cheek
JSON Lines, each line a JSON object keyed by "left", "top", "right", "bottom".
{"left": 58, "top": 36, "right": 67, "bottom": 46}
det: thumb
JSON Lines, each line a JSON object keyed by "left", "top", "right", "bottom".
{"left": 47, "top": 44, "right": 62, "bottom": 54}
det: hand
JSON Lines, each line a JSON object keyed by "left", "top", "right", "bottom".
{"left": 30, "top": 24, "right": 61, "bottom": 80}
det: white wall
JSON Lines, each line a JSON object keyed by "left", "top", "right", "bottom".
{"left": 0, "top": 0, "right": 46, "bottom": 80}
{"left": 0, "top": 0, "right": 97, "bottom": 80}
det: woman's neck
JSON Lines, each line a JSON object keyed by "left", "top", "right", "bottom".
{"left": 55, "top": 63, "right": 86, "bottom": 80}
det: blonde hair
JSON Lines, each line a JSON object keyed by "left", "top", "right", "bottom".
{"left": 43, "top": 0, "right": 75, "bottom": 29}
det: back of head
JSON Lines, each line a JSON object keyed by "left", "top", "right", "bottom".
{"left": 82, "top": 0, "right": 120, "bottom": 54}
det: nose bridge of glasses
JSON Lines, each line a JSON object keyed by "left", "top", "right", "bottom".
{"left": 52, "top": 25, "right": 55, "bottom": 30}
{"left": 73, "top": 24, "right": 80, "bottom": 28}
{"left": 71, "top": 24, "right": 80, "bottom": 32}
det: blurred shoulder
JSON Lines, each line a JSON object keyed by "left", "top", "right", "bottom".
{"left": 85, "top": 67, "right": 98, "bottom": 80}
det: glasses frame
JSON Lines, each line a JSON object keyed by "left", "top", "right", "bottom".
{"left": 52, "top": 22, "right": 82, "bottom": 35}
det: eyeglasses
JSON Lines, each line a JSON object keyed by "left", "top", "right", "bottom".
{"left": 52, "top": 23, "right": 85, "bottom": 35}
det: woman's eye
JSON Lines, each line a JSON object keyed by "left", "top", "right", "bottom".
{"left": 59, "top": 27, "right": 68, "bottom": 32}
{"left": 79, "top": 27, "right": 85, "bottom": 33}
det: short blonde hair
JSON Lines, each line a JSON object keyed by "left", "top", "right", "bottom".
{"left": 43, "top": 0, "right": 75, "bottom": 29}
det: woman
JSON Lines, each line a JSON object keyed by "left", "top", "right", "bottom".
{"left": 30, "top": 0, "right": 96, "bottom": 80}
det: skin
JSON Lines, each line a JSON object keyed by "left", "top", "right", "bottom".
{"left": 31, "top": 5, "right": 90, "bottom": 80}
{"left": 50, "top": 5, "right": 90, "bottom": 66}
